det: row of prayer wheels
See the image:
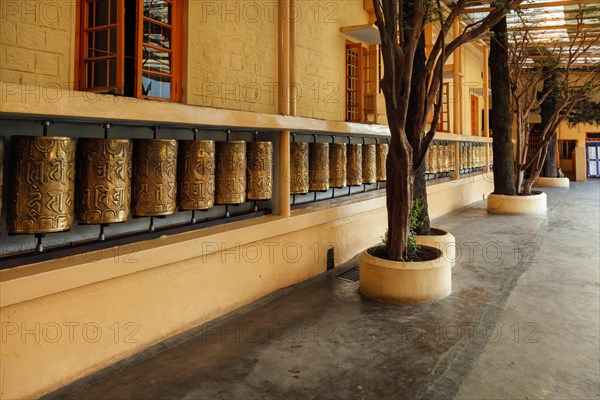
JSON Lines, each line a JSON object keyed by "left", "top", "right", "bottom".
{"left": 426, "top": 142, "right": 456, "bottom": 174}
{"left": 3, "top": 136, "right": 272, "bottom": 235}
{"left": 459, "top": 143, "right": 487, "bottom": 171}
{"left": 289, "top": 142, "right": 388, "bottom": 194}
{"left": 426, "top": 142, "right": 488, "bottom": 174}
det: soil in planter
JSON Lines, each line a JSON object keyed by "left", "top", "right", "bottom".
{"left": 368, "top": 245, "right": 440, "bottom": 262}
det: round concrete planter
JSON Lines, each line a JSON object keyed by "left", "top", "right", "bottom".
{"left": 359, "top": 246, "right": 452, "bottom": 304}
{"left": 533, "top": 177, "right": 569, "bottom": 189}
{"left": 487, "top": 191, "right": 547, "bottom": 215}
{"left": 415, "top": 228, "right": 456, "bottom": 267}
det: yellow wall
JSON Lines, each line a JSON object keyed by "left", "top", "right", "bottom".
{"left": 0, "top": 0, "right": 75, "bottom": 88}
{"left": 184, "top": 1, "right": 278, "bottom": 113}
{"left": 463, "top": 44, "right": 485, "bottom": 136}
{"left": 0, "top": 1, "right": 371, "bottom": 120}
{"left": 557, "top": 121, "right": 600, "bottom": 174}
{"left": 295, "top": 1, "right": 369, "bottom": 121}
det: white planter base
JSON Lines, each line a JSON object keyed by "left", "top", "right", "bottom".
{"left": 415, "top": 228, "right": 456, "bottom": 267}
{"left": 533, "top": 177, "right": 569, "bottom": 188}
{"left": 359, "top": 247, "right": 452, "bottom": 304}
{"left": 487, "top": 191, "right": 547, "bottom": 215}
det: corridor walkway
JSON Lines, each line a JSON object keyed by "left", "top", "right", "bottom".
{"left": 48, "top": 181, "right": 600, "bottom": 400}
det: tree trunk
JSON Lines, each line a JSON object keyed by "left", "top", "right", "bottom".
{"left": 408, "top": 33, "right": 430, "bottom": 235}
{"left": 489, "top": 17, "right": 517, "bottom": 195}
{"left": 413, "top": 163, "right": 430, "bottom": 235}
{"left": 541, "top": 73, "right": 559, "bottom": 178}
{"left": 386, "top": 137, "right": 414, "bottom": 261}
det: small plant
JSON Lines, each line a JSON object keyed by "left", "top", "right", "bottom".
{"left": 407, "top": 198, "right": 425, "bottom": 258}
{"left": 382, "top": 198, "right": 424, "bottom": 259}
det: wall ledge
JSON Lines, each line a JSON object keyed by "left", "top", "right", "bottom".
{"left": 0, "top": 82, "right": 390, "bottom": 137}
{"left": 0, "top": 194, "right": 386, "bottom": 308}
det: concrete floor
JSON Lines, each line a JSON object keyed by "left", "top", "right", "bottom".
{"left": 49, "top": 181, "right": 600, "bottom": 400}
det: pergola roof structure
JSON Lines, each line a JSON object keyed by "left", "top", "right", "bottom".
{"left": 464, "top": 0, "right": 600, "bottom": 67}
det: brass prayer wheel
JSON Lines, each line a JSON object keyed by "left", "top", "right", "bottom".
{"left": 290, "top": 142, "right": 309, "bottom": 194}
{"left": 329, "top": 143, "right": 347, "bottom": 188}
{"left": 76, "top": 138, "right": 132, "bottom": 224}
{"left": 437, "top": 144, "right": 445, "bottom": 174}
{"left": 215, "top": 141, "right": 246, "bottom": 204}
{"left": 376, "top": 143, "right": 388, "bottom": 181}
{"left": 309, "top": 142, "right": 329, "bottom": 191}
{"left": 429, "top": 144, "right": 438, "bottom": 174}
{"left": 177, "top": 140, "right": 215, "bottom": 210}
{"left": 247, "top": 141, "right": 273, "bottom": 200}
{"left": 8, "top": 135, "right": 76, "bottom": 234}
{"left": 449, "top": 143, "right": 456, "bottom": 171}
{"left": 132, "top": 139, "right": 177, "bottom": 217}
{"left": 346, "top": 143, "right": 362, "bottom": 186}
{"left": 362, "top": 144, "right": 376, "bottom": 184}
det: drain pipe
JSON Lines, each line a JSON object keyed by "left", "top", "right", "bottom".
{"left": 278, "top": 0, "right": 291, "bottom": 217}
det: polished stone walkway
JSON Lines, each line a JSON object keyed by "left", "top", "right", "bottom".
{"left": 49, "top": 181, "right": 600, "bottom": 400}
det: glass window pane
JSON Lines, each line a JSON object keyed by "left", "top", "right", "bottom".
{"left": 109, "top": 0, "right": 116, "bottom": 24}
{"left": 86, "top": 60, "right": 108, "bottom": 88}
{"left": 142, "top": 73, "right": 171, "bottom": 99}
{"left": 88, "top": 30, "right": 110, "bottom": 57}
{"left": 109, "top": 57, "right": 117, "bottom": 87}
{"left": 109, "top": 27, "right": 117, "bottom": 53}
{"left": 144, "top": 0, "right": 171, "bottom": 24}
{"left": 142, "top": 46, "right": 172, "bottom": 74}
{"left": 93, "top": 0, "right": 110, "bottom": 26}
{"left": 144, "top": 20, "right": 171, "bottom": 49}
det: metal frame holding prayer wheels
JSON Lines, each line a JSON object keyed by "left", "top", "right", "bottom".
{"left": 132, "top": 139, "right": 178, "bottom": 217}
{"left": 309, "top": 142, "right": 329, "bottom": 191}
{"left": 76, "top": 138, "right": 133, "bottom": 224}
{"left": 346, "top": 143, "right": 362, "bottom": 186}
{"left": 376, "top": 143, "right": 388, "bottom": 182}
{"left": 362, "top": 144, "right": 376, "bottom": 184}
{"left": 247, "top": 141, "right": 273, "bottom": 200}
{"left": 290, "top": 141, "right": 309, "bottom": 194}
{"left": 8, "top": 135, "right": 77, "bottom": 234}
{"left": 177, "top": 140, "right": 215, "bottom": 210}
{"left": 215, "top": 141, "right": 247, "bottom": 205}
{"left": 329, "top": 142, "right": 347, "bottom": 188}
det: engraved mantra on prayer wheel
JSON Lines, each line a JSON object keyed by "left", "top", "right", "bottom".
{"left": 376, "top": 143, "right": 388, "bottom": 182}
{"left": 132, "top": 139, "right": 178, "bottom": 217}
{"left": 8, "top": 136, "right": 76, "bottom": 234}
{"left": 346, "top": 143, "right": 362, "bottom": 186}
{"left": 290, "top": 142, "right": 309, "bottom": 194}
{"left": 362, "top": 144, "right": 376, "bottom": 184}
{"left": 76, "top": 138, "right": 132, "bottom": 224}
{"left": 215, "top": 141, "right": 246, "bottom": 205}
{"left": 177, "top": 140, "right": 215, "bottom": 210}
{"left": 329, "top": 143, "right": 346, "bottom": 188}
{"left": 247, "top": 141, "right": 273, "bottom": 200}
{"left": 309, "top": 142, "right": 329, "bottom": 191}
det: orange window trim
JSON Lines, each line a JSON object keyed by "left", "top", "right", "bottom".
{"left": 75, "top": 0, "right": 182, "bottom": 102}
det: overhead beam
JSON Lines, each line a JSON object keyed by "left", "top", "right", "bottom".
{"left": 464, "top": 0, "right": 600, "bottom": 13}
{"left": 508, "top": 22, "right": 600, "bottom": 31}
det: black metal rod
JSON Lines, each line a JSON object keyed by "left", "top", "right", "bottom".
{"left": 34, "top": 234, "right": 45, "bottom": 253}
{"left": 225, "top": 205, "right": 230, "bottom": 218}
{"left": 191, "top": 210, "right": 197, "bottom": 224}
{"left": 99, "top": 224, "right": 106, "bottom": 241}
{"left": 102, "top": 123, "right": 111, "bottom": 139}
{"left": 149, "top": 217, "right": 155, "bottom": 232}
{"left": 226, "top": 129, "right": 231, "bottom": 141}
